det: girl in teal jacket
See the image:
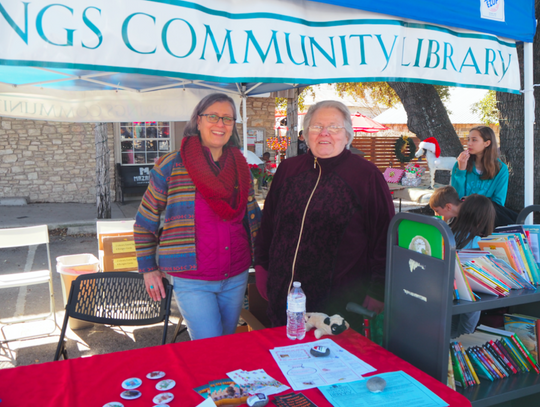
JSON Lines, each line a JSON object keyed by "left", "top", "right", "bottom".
{"left": 451, "top": 126, "right": 508, "bottom": 206}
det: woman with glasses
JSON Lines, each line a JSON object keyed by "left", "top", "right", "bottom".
{"left": 255, "top": 100, "right": 394, "bottom": 332}
{"left": 134, "top": 93, "right": 261, "bottom": 340}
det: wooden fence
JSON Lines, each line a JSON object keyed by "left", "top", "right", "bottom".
{"left": 352, "top": 134, "right": 427, "bottom": 172}
{"left": 352, "top": 134, "right": 467, "bottom": 172}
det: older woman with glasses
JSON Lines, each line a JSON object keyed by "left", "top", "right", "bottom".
{"left": 134, "top": 93, "right": 261, "bottom": 340}
{"left": 255, "top": 100, "right": 394, "bottom": 331}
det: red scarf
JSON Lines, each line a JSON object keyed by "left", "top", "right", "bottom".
{"left": 181, "top": 136, "right": 250, "bottom": 221}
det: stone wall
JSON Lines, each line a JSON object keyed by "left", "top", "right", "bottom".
{"left": 0, "top": 118, "right": 115, "bottom": 203}
{"left": 246, "top": 97, "right": 276, "bottom": 150}
{"left": 0, "top": 96, "right": 275, "bottom": 204}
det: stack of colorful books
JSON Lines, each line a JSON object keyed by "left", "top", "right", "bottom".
{"left": 453, "top": 251, "right": 535, "bottom": 301}
{"left": 451, "top": 223, "right": 540, "bottom": 301}
{"left": 450, "top": 325, "right": 540, "bottom": 389}
{"left": 478, "top": 225, "right": 540, "bottom": 286}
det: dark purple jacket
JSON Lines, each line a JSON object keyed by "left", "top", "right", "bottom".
{"left": 255, "top": 149, "right": 395, "bottom": 326}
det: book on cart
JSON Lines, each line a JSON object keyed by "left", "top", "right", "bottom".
{"left": 454, "top": 253, "right": 475, "bottom": 301}
{"left": 461, "top": 260, "right": 510, "bottom": 297}
{"left": 520, "top": 225, "right": 540, "bottom": 265}
{"left": 458, "top": 246, "right": 537, "bottom": 297}
{"left": 477, "top": 237, "right": 527, "bottom": 281}
{"left": 503, "top": 313, "right": 540, "bottom": 364}
{"left": 494, "top": 229, "right": 540, "bottom": 285}
{"left": 476, "top": 324, "right": 540, "bottom": 374}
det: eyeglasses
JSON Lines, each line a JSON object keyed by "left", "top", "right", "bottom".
{"left": 308, "top": 125, "right": 345, "bottom": 135}
{"left": 199, "top": 114, "right": 235, "bottom": 126}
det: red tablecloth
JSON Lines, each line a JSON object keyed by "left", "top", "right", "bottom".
{"left": 0, "top": 327, "right": 471, "bottom": 406}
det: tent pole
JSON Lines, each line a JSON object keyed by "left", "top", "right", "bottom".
{"left": 523, "top": 42, "right": 534, "bottom": 223}
{"left": 242, "top": 86, "right": 248, "bottom": 156}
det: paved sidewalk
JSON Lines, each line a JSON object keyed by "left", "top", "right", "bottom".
{"left": 0, "top": 193, "right": 425, "bottom": 233}
{"left": 0, "top": 199, "right": 141, "bottom": 232}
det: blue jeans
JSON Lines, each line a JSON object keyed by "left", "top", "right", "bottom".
{"left": 172, "top": 270, "right": 249, "bottom": 340}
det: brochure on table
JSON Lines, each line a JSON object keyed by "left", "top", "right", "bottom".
{"left": 270, "top": 338, "right": 376, "bottom": 391}
{"left": 319, "top": 371, "right": 449, "bottom": 407}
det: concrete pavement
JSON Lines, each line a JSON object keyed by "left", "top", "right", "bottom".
{"left": 0, "top": 198, "right": 141, "bottom": 232}
{"left": 0, "top": 197, "right": 194, "bottom": 369}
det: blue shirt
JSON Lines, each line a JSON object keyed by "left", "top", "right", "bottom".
{"left": 451, "top": 159, "right": 508, "bottom": 206}
{"left": 462, "top": 236, "right": 481, "bottom": 250}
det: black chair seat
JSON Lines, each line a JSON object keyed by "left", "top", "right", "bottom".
{"left": 54, "top": 272, "right": 172, "bottom": 361}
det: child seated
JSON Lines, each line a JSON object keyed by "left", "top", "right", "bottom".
{"left": 449, "top": 194, "right": 496, "bottom": 337}
{"left": 429, "top": 185, "right": 462, "bottom": 224}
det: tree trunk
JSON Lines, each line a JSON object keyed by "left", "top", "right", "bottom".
{"left": 388, "top": 82, "right": 463, "bottom": 157}
{"left": 497, "top": 0, "right": 540, "bottom": 214}
{"left": 388, "top": 82, "right": 463, "bottom": 184}
{"left": 95, "top": 123, "right": 111, "bottom": 219}
{"left": 286, "top": 88, "right": 300, "bottom": 157}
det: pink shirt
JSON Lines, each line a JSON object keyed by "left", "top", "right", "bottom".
{"left": 179, "top": 190, "right": 251, "bottom": 280}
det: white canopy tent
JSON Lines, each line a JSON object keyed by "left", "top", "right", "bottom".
{"left": 0, "top": 0, "right": 535, "bottom": 207}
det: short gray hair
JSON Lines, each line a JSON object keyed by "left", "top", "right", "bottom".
{"left": 303, "top": 100, "right": 354, "bottom": 148}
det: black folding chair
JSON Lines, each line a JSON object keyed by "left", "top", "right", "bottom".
{"left": 346, "top": 302, "right": 376, "bottom": 340}
{"left": 54, "top": 272, "right": 172, "bottom": 361}
{"left": 517, "top": 204, "right": 540, "bottom": 224}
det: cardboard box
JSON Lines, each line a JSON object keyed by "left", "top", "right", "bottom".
{"left": 102, "top": 235, "right": 136, "bottom": 257}
{"left": 98, "top": 231, "right": 133, "bottom": 250}
{"left": 103, "top": 253, "right": 138, "bottom": 272}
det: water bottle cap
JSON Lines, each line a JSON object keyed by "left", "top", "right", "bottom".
{"left": 293, "top": 281, "right": 301, "bottom": 287}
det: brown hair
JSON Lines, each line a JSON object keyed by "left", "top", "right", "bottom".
{"left": 467, "top": 126, "right": 500, "bottom": 180}
{"left": 451, "top": 194, "right": 495, "bottom": 249}
{"left": 429, "top": 186, "right": 462, "bottom": 210}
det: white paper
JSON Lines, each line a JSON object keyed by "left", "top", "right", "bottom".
{"left": 227, "top": 368, "right": 289, "bottom": 396}
{"left": 196, "top": 397, "right": 217, "bottom": 407}
{"left": 269, "top": 338, "right": 376, "bottom": 391}
{"left": 255, "top": 143, "right": 263, "bottom": 156}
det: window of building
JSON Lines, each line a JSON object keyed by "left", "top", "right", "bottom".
{"left": 119, "top": 121, "right": 171, "bottom": 165}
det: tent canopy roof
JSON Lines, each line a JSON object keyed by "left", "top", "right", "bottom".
{"left": 312, "top": 0, "right": 536, "bottom": 42}
{"left": 0, "top": 65, "right": 296, "bottom": 96}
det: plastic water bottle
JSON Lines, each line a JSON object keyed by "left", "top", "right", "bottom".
{"left": 287, "top": 281, "right": 306, "bottom": 340}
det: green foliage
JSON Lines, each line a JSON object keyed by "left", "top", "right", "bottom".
{"left": 275, "top": 87, "right": 315, "bottom": 114}
{"left": 334, "top": 83, "right": 449, "bottom": 107}
{"left": 333, "top": 82, "right": 400, "bottom": 108}
{"left": 471, "top": 90, "right": 499, "bottom": 124}
{"left": 276, "top": 82, "right": 450, "bottom": 114}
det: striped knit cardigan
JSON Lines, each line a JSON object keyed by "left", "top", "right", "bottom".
{"left": 134, "top": 150, "right": 261, "bottom": 276}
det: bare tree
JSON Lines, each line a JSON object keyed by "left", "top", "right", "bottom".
{"left": 95, "top": 123, "right": 111, "bottom": 219}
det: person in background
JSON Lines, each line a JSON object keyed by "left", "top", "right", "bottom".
{"left": 429, "top": 186, "right": 462, "bottom": 225}
{"left": 451, "top": 126, "right": 515, "bottom": 226}
{"left": 451, "top": 194, "right": 495, "bottom": 251}
{"left": 255, "top": 100, "right": 395, "bottom": 333}
{"left": 297, "top": 130, "right": 308, "bottom": 155}
{"left": 450, "top": 194, "right": 496, "bottom": 338}
{"left": 261, "top": 152, "right": 272, "bottom": 188}
{"left": 134, "top": 92, "right": 261, "bottom": 341}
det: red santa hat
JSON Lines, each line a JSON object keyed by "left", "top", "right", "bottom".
{"left": 419, "top": 137, "right": 441, "bottom": 158}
